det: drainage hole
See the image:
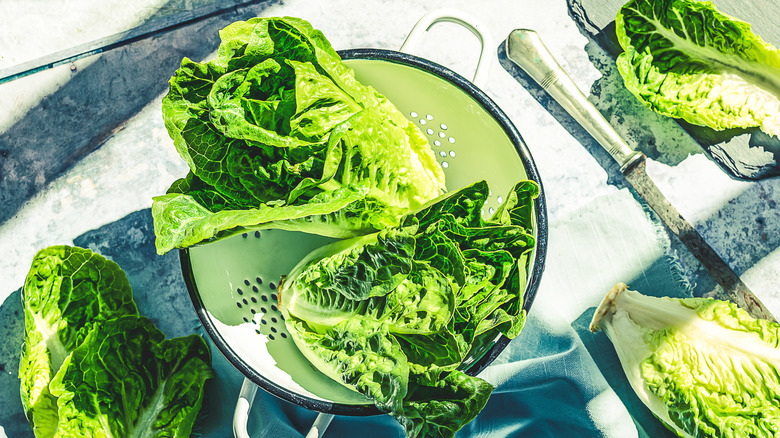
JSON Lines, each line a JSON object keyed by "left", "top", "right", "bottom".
{"left": 256, "top": 277, "right": 263, "bottom": 285}
{"left": 268, "top": 334, "right": 275, "bottom": 340}
{"left": 271, "top": 317, "right": 278, "bottom": 323}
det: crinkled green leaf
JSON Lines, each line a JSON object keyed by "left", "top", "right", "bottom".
{"left": 396, "top": 371, "right": 494, "bottom": 438}
{"left": 154, "top": 17, "right": 445, "bottom": 254}
{"left": 19, "top": 246, "right": 138, "bottom": 438}
{"left": 49, "top": 316, "right": 213, "bottom": 438}
{"left": 285, "top": 316, "right": 409, "bottom": 413}
{"left": 616, "top": 0, "right": 780, "bottom": 136}
{"left": 592, "top": 285, "right": 780, "bottom": 438}
{"left": 280, "top": 180, "right": 538, "bottom": 438}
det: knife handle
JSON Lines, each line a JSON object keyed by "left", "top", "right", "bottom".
{"left": 506, "top": 29, "right": 642, "bottom": 171}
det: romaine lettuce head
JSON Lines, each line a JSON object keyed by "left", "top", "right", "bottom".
{"left": 153, "top": 17, "right": 446, "bottom": 254}
{"left": 19, "top": 246, "right": 138, "bottom": 437}
{"left": 49, "top": 315, "right": 213, "bottom": 438}
{"left": 616, "top": 0, "right": 780, "bottom": 136}
{"left": 590, "top": 283, "right": 780, "bottom": 437}
{"left": 279, "top": 180, "right": 538, "bottom": 438}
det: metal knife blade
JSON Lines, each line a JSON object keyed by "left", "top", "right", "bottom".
{"left": 505, "top": 29, "right": 775, "bottom": 321}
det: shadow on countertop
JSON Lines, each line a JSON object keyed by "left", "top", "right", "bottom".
{"left": 0, "top": 209, "right": 244, "bottom": 437}
{"left": 0, "top": 0, "right": 280, "bottom": 227}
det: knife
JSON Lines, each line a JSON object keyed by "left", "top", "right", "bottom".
{"left": 505, "top": 29, "right": 775, "bottom": 321}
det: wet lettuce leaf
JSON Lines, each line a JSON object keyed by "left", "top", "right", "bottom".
{"left": 153, "top": 17, "right": 445, "bottom": 254}
{"left": 616, "top": 0, "right": 780, "bottom": 137}
{"left": 279, "top": 180, "right": 538, "bottom": 438}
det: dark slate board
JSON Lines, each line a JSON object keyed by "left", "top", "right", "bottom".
{"left": 567, "top": 0, "right": 780, "bottom": 180}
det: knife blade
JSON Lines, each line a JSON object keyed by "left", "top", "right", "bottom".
{"left": 505, "top": 29, "right": 775, "bottom": 321}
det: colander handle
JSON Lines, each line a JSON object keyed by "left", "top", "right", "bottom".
{"left": 233, "top": 378, "right": 257, "bottom": 438}
{"left": 400, "top": 9, "right": 493, "bottom": 88}
{"left": 232, "top": 377, "right": 335, "bottom": 438}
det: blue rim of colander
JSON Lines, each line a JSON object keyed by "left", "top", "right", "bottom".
{"left": 180, "top": 48, "right": 549, "bottom": 417}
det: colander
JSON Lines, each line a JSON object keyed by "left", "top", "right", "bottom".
{"left": 178, "top": 9, "right": 548, "bottom": 437}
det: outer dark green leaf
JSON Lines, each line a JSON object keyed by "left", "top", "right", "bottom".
{"left": 48, "top": 316, "right": 213, "bottom": 438}
{"left": 19, "top": 246, "right": 138, "bottom": 437}
{"left": 396, "top": 371, "right": 494, "bottom": 438}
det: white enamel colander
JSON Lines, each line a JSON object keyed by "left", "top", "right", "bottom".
{"left": 178, "top": 9, "right": 548, "bottom": 438}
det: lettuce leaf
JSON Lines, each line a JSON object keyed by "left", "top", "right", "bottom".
{"left": 49, "top": 316, "right": 213, "bottom": 438}
{"left": 154, "top": 17, "right": 445, "bottom": 254}
{"left": 591, "top": 283, "right": 780, "bottom": 437}
{"left": 18, "top": 246, "right": 213, "bottom": 438}
{"left": 279, "top": 180, "right": 538, "bottom": 438}
{"left": 616, "top": 0, "right": 780, "bottom": 136}
{"left": 19, "top": 246, "right": 138, "bottom": 437}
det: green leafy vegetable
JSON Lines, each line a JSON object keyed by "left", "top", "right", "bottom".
{"left": 153, "top": 17, "right": 445, "bottom": 254}
{"left": 49, "top": 316, "right": 212, "bottom": 438}
{"left": 19, "top": 246, "right": 138, "bottom": 437}
{"left": 616, "top": 0, "right": 780, "bottom": 136}
{"left": 279, "top": 180, "right": 538, "bottom": 438}
{"left": 18, "top": 246, "right": 213, "bottom": 438}
{"left": 590, "top": 283, "right": 780, "bottom": 437}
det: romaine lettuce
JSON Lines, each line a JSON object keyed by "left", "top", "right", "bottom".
{"left": 616, "top": 0, "right": 780, "bottom": 137}
{"left": 49, "top": 316, "right": 212, "bottom": 438}
{"left": 279, "top": 180, "right": 538, "bottom": 438}
{"left": 590, "top": 283, "right": 780, "bottom": 437}
{"left": 18, "top": 246, "right": 213, "bottom": 438}
{"left": 19, "top": 246, "right": 138, "bottom": 437}
{"left": 153, "top": 17, "right": 446, "bottom": 254}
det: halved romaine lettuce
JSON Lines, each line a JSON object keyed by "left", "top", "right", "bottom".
{"left": 279, "top": 180, "right": 538, "bottom": 438}
{"left": 19, "top": 246, "right": 138, "bottom": 437}
{"left": 591, "top": 283, "right": 780, "bottom": 437}
{"left": 18, "top": 246, "right": 213, "bottom": 438}
{"left": 153, "top": 17, "right": 445, "bottom": 254}
{"left": 616, "top": 0, "right": 780, "bottom": 137}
